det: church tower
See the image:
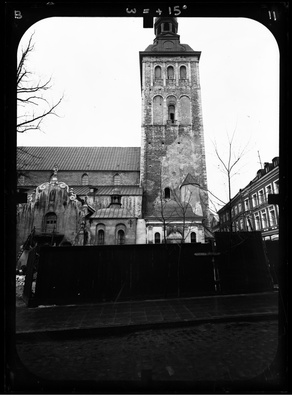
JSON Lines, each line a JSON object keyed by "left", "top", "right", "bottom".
{"left": 139, "top": 17, "right": 210, "bottom": 243}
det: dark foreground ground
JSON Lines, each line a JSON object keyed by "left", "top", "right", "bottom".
{"left": 16, "top": 319, "right": 278, "bottom": 384}
{"left": 8, "top": 289, "right": 287, "bottom": 394}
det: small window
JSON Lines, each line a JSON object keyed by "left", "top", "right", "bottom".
{"left": 113, "top": 174, "right": 121, "bottom": 185}
{"left": 167, "top": 66, "right": 174, "bottom": 79}
{"left": 163, "top": 22, "right": 170, "bottom": 31}
{"left": 97, "top": 229, "right": 105, "bottom": 245}
{"left": 18, "top": 174, "right": 25, "bottom": 185}
{"left": 191, "top": 232, "right": 196, "bottom": 243}
{"left": 117, "top": 230, "right": 125, "bottom": 245}
{"left": 155, "top": 65, "right": 162, "bottom": 79}
{"left": 81, "top": 173, "right": 89, "bottom": 185}
{"left": 45, "top": 212, "right": 57, "bottom": 233}
{"left": 154, "top": 232, "right": 161, "bottom": 244}
{"left": 168, "top": 105, "right": 175, "bottom": 123}
{"left": 164, "top": 187, "right": 170, "bottom": 199}
{"left": 180, "top": 65, "right": 187, "bottom": 79}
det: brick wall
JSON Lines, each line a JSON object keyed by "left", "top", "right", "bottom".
{"left": 19, "top": 170, "right": 140, "bottom": 187}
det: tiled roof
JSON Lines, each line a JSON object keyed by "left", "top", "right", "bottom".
{"left": 72, "top": 186, "right": 143, "bottom": 196}
{"left": 17, "top": 147, "right": 141, "bottom": 171}
{"left": 90, "top": 208, "right": 134, "bottom": 219}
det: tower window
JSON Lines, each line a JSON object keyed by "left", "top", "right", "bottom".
{"left": 154, "top": 65, "right": 162, "bottom": 79}
{"left": 167, "top": 66, "right": 174, "bottom": 79}
{"left": 163, "top": 22, "right": 170, "bottom": 32}
{"left": 164, "top": 187, "right": 170, "bottom": 199}
{"left": 168, "top": 105, "right": 175, "bottom": 123}
{"left": 81, "top": 173, "right": 89, "bottom": 185}
{"left": 180, "top": 65, "right": 187, "bottom": 79}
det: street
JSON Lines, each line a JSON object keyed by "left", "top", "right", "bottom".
{"left": 16, "top": 319, "right": 278, "bottom": 384}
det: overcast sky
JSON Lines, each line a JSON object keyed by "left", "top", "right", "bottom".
{"left": 17, "top": 17, "right": 279, "bottom": 212}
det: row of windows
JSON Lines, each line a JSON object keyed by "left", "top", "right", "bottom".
{"left": 81, "top": 173, "right": 122, "bottom": 186}
{"left": 96, "top": 223, "right": 126, "bottom": 245}
{"left": 152, "top": 95, "right": 191, "bottom": 125}
{"left": 153, "top": 231, "right": 197, "bottom": 244}
{"left": 18, "top": 173, "right": 123, "bottom": 186}
{"left": 221, "top": 180, "right": 279, "bottom": 222}
{"left": 221, "top": 205, "right": 278, "bottom": 232}
{"left": 154, "top": 65, "right": 187, "bottom": 80}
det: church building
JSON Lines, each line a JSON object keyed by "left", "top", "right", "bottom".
{"left": 17, "top": 17, "right": 210, "bottom": 250}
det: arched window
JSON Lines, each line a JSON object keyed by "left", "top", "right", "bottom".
{"left": 81, "top": 173, "right": 89, "bottom": 185}
{"left": 153, "top": 95, "right": 164, "bottom": 124}
{"left": 116, "top": 224, "right": 126, "bottom": 245}
{"left": 117, "top": 230, "right": 125, "bottom": 245}
{"left": 154, "top": 65, "right": 161, "bottom": 79}
{"left": 180, "top": 96, "right": 191, "bottom": 125}
{"left": 97, "top": 230, "right": 105, "bottom": 245}
{"left": 164, "top": 187, "right": 170, "bottom": 199}
{"left": 96, "top": 224, "right": 105, "bottom": 245}
{"left": 154, "top": 232, "right": 161, "bottom": 244}
{"left": 191, "top": 232, "right": 196, "bottom": 243}
{"left": 113, "top": 174, "right": 121, "bottom": 185}
{"left": 44, "top": 212, "right": 57, "bottom": 233}
{"left": 167, "top": 66, "right": 174, "bottom": 79}
{"left": 168, "top": 105, "right": 175, "bottom": 123}
{"left": 180, "top": 65, "right": 187, "bottom": 79}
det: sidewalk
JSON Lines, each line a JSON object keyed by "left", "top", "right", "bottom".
{"left": 16, "top": 291, "right": 278, "bottom": 337}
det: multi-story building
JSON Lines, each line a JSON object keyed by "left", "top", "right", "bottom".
{"left": 218, "top": 157, "right": 279, "bottom": 241}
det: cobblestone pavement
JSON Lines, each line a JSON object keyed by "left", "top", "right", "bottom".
{"left": 16, "top": 319, "right": 278, "bottom": 387}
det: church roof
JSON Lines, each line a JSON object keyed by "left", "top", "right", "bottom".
{"left": 180, "top": 173, "right": 200, "bottom": 187}
{"left": 72, "top": 185, "right": 142, "bottom": 196}
{"left": 17, "top": 147, "right": 140, "bottom": 171}
{"left": 90, "top": 207, "right": 134, "bottom": 219}
{"left": 144, "top": 42, "right": 195, "bottom": 53}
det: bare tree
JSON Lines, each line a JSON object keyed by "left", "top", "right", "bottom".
{"left": 17, "top": 33, "right": 63, "bottom": 134}
{"left": 213, "top": 128, "right": 249, "bottom": 232}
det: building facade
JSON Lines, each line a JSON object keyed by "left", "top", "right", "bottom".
{"left": 16, "top": 17, "right": 210, "bottom": 250}
{"left": 218, "top": 157, "right": 279, "bottom": 241}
